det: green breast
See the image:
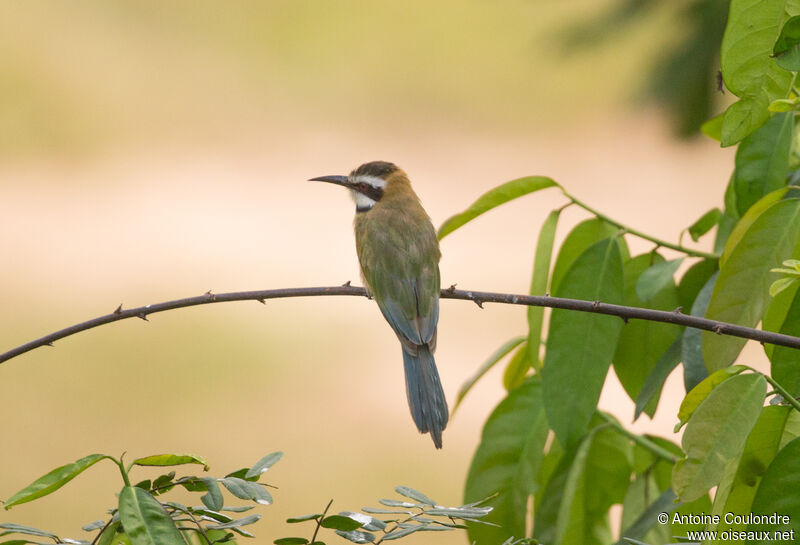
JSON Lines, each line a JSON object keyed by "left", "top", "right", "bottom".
{"left": 355, "top": 194, "right": 441, "bottom": 343}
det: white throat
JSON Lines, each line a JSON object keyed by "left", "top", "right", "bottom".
{"left": 352, "top": 191, "right": 377, "bottom": 211}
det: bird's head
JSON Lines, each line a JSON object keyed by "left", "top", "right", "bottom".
{"left": 309, "top": 161, "right": 405, "bottom": 213}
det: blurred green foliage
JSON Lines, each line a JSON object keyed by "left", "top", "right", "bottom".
{"left": 563, "top": 0, "right": 729, "bottom": 137}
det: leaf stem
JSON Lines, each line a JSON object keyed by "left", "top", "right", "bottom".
{"left": 114, "top": 456, "right": 131, "bottom": 487}
{"left": 562, "top": 189, "right": 719, "bottom": 259}
{"left": 598, "top": 412, "right": 678, "bottom": 464}
{"left": 757, "top": 371, "right": 800, "bottom": 413}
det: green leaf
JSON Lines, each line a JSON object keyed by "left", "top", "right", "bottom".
{"left": 286, "top": 514, "right": 322, "bottom": 523}
{"left": 732, "top": 112, "right": 794, "bottom": 217}
{"left": 714, "top": 405, "right": 791, "bottom": 538}
{"left": 132, "top": 454, "right": 209, "bottom": 471}
{"left": 424, "top": 506, "right": 491, "bottom": 518}
{"left": 677, "top": 258, "right": 719, "bottom": 312}
{"left": 320, "top": 516, "right": 363, "bottom": 531}
{"left": 394, "top": 486, "right": 435, "bottom": 506}
{"left": 681, "top": 272, "right": 717, "bottom": 391}
{"left": 464, "top": 377, "right": 548, "bottom": 545}
{"left": 151, "top": 472, "right": 175, "bottom": 495}
{"left": 616, "top": 254, "right": 682, "bottom": 417}
{"left": 3, "top": 454, "right": 110, "bottom": 509}
{"left": 527, "top": 208, "right": 561, "bottom": 369}
{"left": 770, "top": 287, "right": 800, "bottom": 397}
{"left": 337, "top": 512, "right": 385, "bottom": 532}
{"left": 676, "top": 365, "right": 748, "bottom": 432}
{"left": 687, "top": 208, "right": 722, "bottom": 242}
{"left": 502, "top": 342, "right": 530, "bottom": 391}
{"left": 334, "top": 530, "right": 374, "bottom": 543}
{"left": 245, "top": 452, "right": 283, "bottom": 479}
{"left": 774, "top": 15, "right": 800, "bottom": 70}
{"left": 550, "top": 218, "right": 621, "bottom": 295}
{"left": 201, "top": 478, "right": 224, "bottom": 511}
{"left": 82, "top": 520, "right": 106, "bottom": 532}
{"left": 703, "top": 197, "right": 800, "bottom": 371}
{"left": 451, "top": 336, "right": 525, "bottom": 415}
{"left": 583, "top": 422, "right": 633, "bottom": 514}
{"left": 635, "top": 258, "right": 683, "bottom": 302}
{"left": 763, "top": 275, "right": 800, "bottom": 360}
{"left": 537, "top": 424, "right": 628, "bottom": 544}
{"left": 672, "top": 373, "right": 766, "bottom": 502}
{"left": 381, "top": 525, "right": 428, "bottom": 540}
{"left": 543, "top": 238, "right": 624, "bottom": 447}
{"left": 0, "top": 524, "right": 58, "bottom": 540}
{"left": 361, "top": 507, "right": 411, "bottom": 515}
{"left": 634, "top": 337, "right": 682, "bottom": 420}
{"left": 720, "top": 187, "right": 788, "bottom": 269}
{"left": 619, "top": 487, "right": 676, "bottom": 545}
{"left": 701, "top": 114, "right": 723, "bottom": 141}
{"left": 377, "top": 499, "right": 418, "bottom": 508}
{"left": 769, "top": 97, "right": 800, "bottom": 111}
{"left": 220, "top": 478, "right": 272, "bottom": 505}
{"left": 746, "top": 436, "right": 800, "bottom": 538}
{"left": 719, "top": 0, "right": 800, "bottom": 145}
{"left": 273, "top": 539, "right": 309, "bottom": 545}
{"left": 118, "top": 486, "right": 185, "bottom": 545}
{"left": 437, "top": 176, "right": 558, "bottom": 239}
{"left": 770, "top": 276, "right": 799, "bottom": 296}
{"left": 208, "top": 515, "right": 261, "bottom": 530}
{"left": 95, "top": 522, "right": 120, "bottom": 545}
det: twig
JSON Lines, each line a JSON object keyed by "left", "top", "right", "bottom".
{"left": 1, "top": 285, "right": 799, "bottom": 365}
{"left": 597, "top": 412, "right": 678, "bottom": 464}
{"left": 561, "top": 188, "right": 719, "bottom": 259}
{"left": 89, "top": 518, "right": 115, "bottom": 545}
{"left": 310, "top": 499, "right": 334, "bottom": 545}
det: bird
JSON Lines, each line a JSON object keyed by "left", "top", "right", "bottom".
{"left": 309, "top": 161, "right": 449, "bottom": 448}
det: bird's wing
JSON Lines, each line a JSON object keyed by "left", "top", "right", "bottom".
{"left": 358, "top": 216, "right": 440, "bottom": 348}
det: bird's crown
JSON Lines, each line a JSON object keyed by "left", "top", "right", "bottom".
{"left": 350, "top": 161, "right": 398, "bottom": 179}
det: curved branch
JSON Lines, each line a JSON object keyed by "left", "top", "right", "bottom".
{"left": 1, "top": 284, "right": 799, "bottom": 366}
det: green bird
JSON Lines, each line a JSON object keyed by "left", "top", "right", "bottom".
{"left": 310, "top": 161, "right": 449, "bottom": 448}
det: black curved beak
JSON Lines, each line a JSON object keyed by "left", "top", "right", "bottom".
{"left": 308, "top": 175, "right": 350, "bottom": 188}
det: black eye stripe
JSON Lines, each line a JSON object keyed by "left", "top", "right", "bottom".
{"left": 357, "top": 182, "right": 384, "bottom": 202}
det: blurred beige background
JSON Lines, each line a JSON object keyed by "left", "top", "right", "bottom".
{"left": 0, "top": 1, "right": 742, "bottom": 543}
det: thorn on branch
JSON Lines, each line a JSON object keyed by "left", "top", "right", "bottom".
{"left": 205, "top": 290, "right": 216, "bottom": 302}
{"left": 138, "top": 313, "right": 149, "bottom": 321}
{"left": 113, "top": 304, "right": 123, "bottom": 315}
{"left": 713, "top": 325, "right": 723, "bottom": 335}
{"left": 592, "top": 300, "right": 600, "bottom": 310}
{"left": 45, "top": 342, "right": 54, "bottom": 347}
{"left": 545, "top": 292, "right": 550, "bottom": 297}
{"left": 674, "top": 306, "right": 683, "bottom": 314}
{"left": 446, "top": 284, "right": 457, "bottom": 294}
{"left": 621, "top": 316, "right": 629, "bottom": 324}
{"left": 341, "top": 280, "right": 352, "bottom": 287}
{"left": 257, "top": 298, "right": 265, "bottom": 305}
{"left": 474, "top": 299, "right": 484, "bottom": 309}
{"left": 511, "top": 295, "right": 519, "bottom": 304}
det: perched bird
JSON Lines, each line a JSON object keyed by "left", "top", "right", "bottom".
{"left": 310, "top": 161, "right": 449, "bottom": 448}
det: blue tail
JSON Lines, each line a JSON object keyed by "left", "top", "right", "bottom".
{"left": 402, "top": 344, "right": 449, "bottom": 448}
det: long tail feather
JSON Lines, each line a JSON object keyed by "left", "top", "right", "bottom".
{"left": 402, "top": 345, "right": 449, "bottom": 448}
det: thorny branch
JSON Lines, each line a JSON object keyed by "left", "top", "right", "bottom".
{"left": 1, "top": 284, "right": 800, "bottom": 365}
